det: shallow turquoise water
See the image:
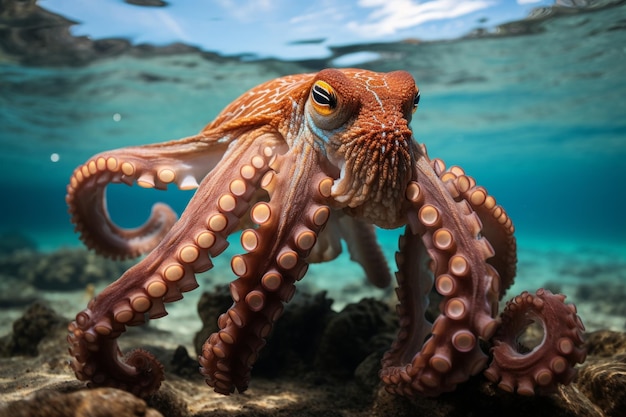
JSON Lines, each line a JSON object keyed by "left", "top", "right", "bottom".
{"left": 0, "top": 2, "right": 625, "bottom": 300}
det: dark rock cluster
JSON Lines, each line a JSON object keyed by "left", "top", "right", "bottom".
{"left": 1, "top": 387, "right": 166, "bottom": 417}
{"left": 0, "top": 244, "right": 133, "bottom": 296}
{"left": 0, "top": 301, "right": 66, "bottom": 357}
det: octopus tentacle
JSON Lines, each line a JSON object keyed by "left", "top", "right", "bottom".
{"left": 200, "top": 149, "right": 334, "bottom": 395}
{"left": 303, "top": 213, "right": 392, "bottom": 288}
{"left": 428, "top": 148, "right": 516, "bottom": 295}
{"left": 66, "top": 133, "right": 233, "bottom": 259}
{"left": 484, "top": 289, "right": 586, "bottom": 395}
{"left": 305, "top": 211, "right": 343, "bottom": 263}
{"left": 381, "top": 152, "right": 501, "bottom": 396}
{"left": 337, "top": 216, "right": 393, "bottom": 288}
{"left": 67, "top": 140, "right": 279, "bottom": 397}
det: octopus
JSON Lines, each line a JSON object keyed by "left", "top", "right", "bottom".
{"left": 66, "top": 68, "right": 586, "bottom": 398}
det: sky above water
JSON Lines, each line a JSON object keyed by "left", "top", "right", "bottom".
{"left": 43, "top": 0, "right": 553, "bottom": 60}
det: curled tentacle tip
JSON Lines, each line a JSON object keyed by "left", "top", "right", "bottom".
{"left": 124, "top": 348, "right": 165, "bottom": 396}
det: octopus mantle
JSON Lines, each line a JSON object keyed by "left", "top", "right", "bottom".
{"left": 66, "top": 68, "right": 586, "bottom": 398}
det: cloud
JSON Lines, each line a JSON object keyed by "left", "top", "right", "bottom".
{"left": 516, "top": 0, "right": 542, "bottom": 4}
{"left": 348, "top": 0, "right": 495, "bottom": 36}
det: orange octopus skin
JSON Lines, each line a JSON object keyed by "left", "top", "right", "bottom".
{"left": 66, "top": 68, "right": 586, "bottom": 398}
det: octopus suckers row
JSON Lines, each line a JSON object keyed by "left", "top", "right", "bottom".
{"left": 94, "top": 321, "right": 112, "bottom": 336}
{"left": 551, "top": 356, "right": 567, "bottom": 373}
{"left": 105, "top": 157, "right": 118, "bottom": 171}
{"left": 208, "top": 214, "right": 228, "bottom": 232}
{"left": 449, "top": 255, "right": 470, "bottom": 276}
{"left": 231, "top": 256, "right": 247, "bottom": 276}
{"left": 456, "top": 175, "right": 471, "bottom": 193}
{"left": 131, "top": 295, "right": 151, "bottom": 313}
{"left": 249, "top": 156, "right": 263, "bottom": 169}
{"left": 218, "top": 195, "right": 237, "bottom": 212}
{"left": 433, "top": 228, "right": 454, "bottom": 250}
{"left": 452, "top": 330, "right": 476, "bottom": 352}
{"left": 241, "top": 230, "right": 259, "bottom": 252}
{"left": 557, "top": 338, "right": 574, "bottom": 355}
{"left": 86, "top": 161, "right": 97, "bottom": 175}
{"left": 245, "top": 291, "right": 265, "bottom": 311}
{"left": 419, "top": 205, "right": 440, "bottom": 227}
{"left": 477, "top": 314, "right": 499, "bottom": 340}
{"left": 262, "top": 272, "right": 282, "bottom": 291}
{"left": 164, "top": 264, "right": 185, "bottom": 282}
{"left": 121, "top": 162, "right": 135, "bottom": 176}
{"left": 146, "top": 280, "right": 168, "bottom": 298}
{"left": 295, "top": 231, "right": 316, "bottom": 251}
{"left": 251, "top": 203, "right": 271, "bottom": 225}
{"left": 179, "top": 245, "right": 200, "bottom": 263}
{"left": 445, "top": 298, "right": 468, "bottom": 320}
{"left": 318, "top": 178, "right": 333, "bottom": 198}
{"left": 405, "top": 182, "right": 422, "bottom": 203}
{"left": 230, "top": 179, "right": 247, "bottom": 196}
{"left": 440, "top": 172, "right": 456, "bottom": 183}
{"left": 535, "top": 369, "right": 552, "bottom": 386}
{"left": 240, "top": 164, "right": 256, "bottom": 180}
{"left": 430, "top": 355, "right": 452, "bottom": 373}
{"left": 435, "top": 274, "right": 455, "bottom": 295}
{"left": 260, "top": 171, "right": 276, "bottom": 191}
{"left": 277, "top": 250, "right": 298, "bottom": 270}
{"left": 311, "top": 207, "right": 330, "bottom": 227}
{"left": 157, "top": 168, "right": 176, "bottom": 183}
{"left": 196, "top": 231, "right": 217, "bottom": 249}
{"left": 469, "top": 189, "right": 487, "bottom": 206}
{"left": 114, "top": 308, "right": 134, "bottom": 324}
{"left": 70, "top": 156, "right": 117, "bottom": 189}
{"left": 218, "top": 331, "right": 235, "bottom": 345}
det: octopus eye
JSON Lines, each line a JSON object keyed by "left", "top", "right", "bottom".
{"left": 412, "top": 90, "right": 420, "bottom": 113}
{"left": 311, "top": 80, "right": 338, "bottom": 116}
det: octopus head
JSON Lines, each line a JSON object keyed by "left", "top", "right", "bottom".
{"left": 304, "top": 68, "right": 420, "bottom": 228}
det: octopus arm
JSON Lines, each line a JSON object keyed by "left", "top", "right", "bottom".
{"left": 68, "top": 133, "right": 283, "bottom": 396}
{"left": 484, "top": 289, "right": 586, "bottom": 395}
{"left": 381, "top": 151, "right": 501, "bottom": 396}
{"left": 430, "top": 159, "right": 517, "bottom": 296}
{"left": 305, "top": 213, "right": 393, "bottom": 288}
{"left": 66, "top": 132, "right": 240, "bottom": 259}
{"left": 200, "top": 145, "right": 336, "bottom": 395}
{"left": 337, "top": 216, "right": 393, "bottom": 288}
{"left": 305, "top": 211, "right": 344, "bottom": 263}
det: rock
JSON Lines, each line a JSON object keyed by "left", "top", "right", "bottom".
{"left": 575, "top": 331, "right": 626, "bottom": 417}
{"left": 0, "top": 301, "right": 67, "bottom": 357}
{"left": 315, "top": 298, "right": 396, "bottom": 379}
{"left": 255, "top": 290, "right": 335, "bottom": 377}
{"left": 0, "top": 387, "right": 164, "bottom": 417}
{"left": 584, "top": 329, "right": 626, "bottom": 357}
{"left": 169, "top": 345, "right": 200, "bottom": 379}
{"left": 0, "top": 247, "right": 133, "bottom": 290}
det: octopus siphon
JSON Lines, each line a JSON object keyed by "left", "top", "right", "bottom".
{"left": 66, "top": 68, "right": 586, "bottom": 398}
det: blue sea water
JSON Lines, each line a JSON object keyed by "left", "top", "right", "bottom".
{"left": 0, "top": 1, "right": 625, "bottom": 309}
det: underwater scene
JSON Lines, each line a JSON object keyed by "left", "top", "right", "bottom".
{"left": 1, "top": 0, "right": 625, "bottom": 416}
